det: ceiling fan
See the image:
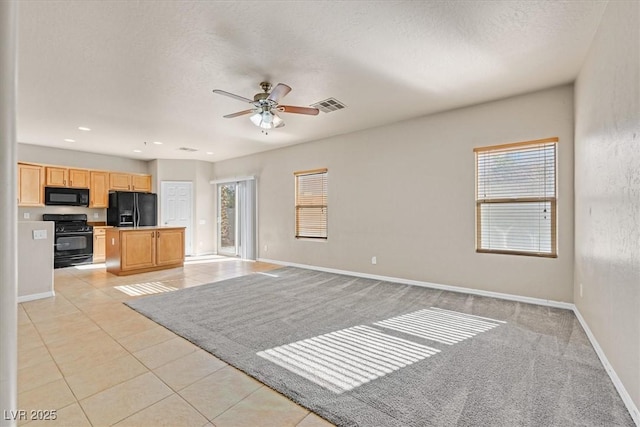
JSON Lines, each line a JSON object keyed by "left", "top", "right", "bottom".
{"left": 212, "top": 82, "right": 319, "bottom": 130}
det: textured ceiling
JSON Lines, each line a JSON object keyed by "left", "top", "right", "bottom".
{"left": 17, "top": 1, "right": 607, "bottom": 162}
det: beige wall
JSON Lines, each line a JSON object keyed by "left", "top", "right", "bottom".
{"left": 574, "top": 0, "right": 640, "bottom": 412}
{"left": 18, "top": 222, "right": 54, "bottom": 299}
{"left": 213, "top": 85, "right": 575, "bottom": 302}
{"left": 18, "top": 143, "right": 149, "bottom": 173}
{"left": 151, "top": 159, "right": 215, "bottom": 255}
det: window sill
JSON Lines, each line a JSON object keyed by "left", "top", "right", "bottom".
{"left": 295, "top": 237, "right": 328, "bottom": 242}
{"left": 476, "top": 249, "right": 557, "bottom": 258}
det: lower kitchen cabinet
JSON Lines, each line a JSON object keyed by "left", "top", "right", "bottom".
{"left": 105, "top": 226, "right": 185, "bottom": 276}
{"left": 92, "top": 226, "right": 108, "bottom": 263}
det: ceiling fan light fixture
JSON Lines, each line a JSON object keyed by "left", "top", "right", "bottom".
{"left": 273, "top": 113, "right": 284, "bottom": 128}
{"left": 249, "top": 112, "right": 262, "bottom": 127}
{"left": 249, "top": 109, "right": 282, "bottom": 129}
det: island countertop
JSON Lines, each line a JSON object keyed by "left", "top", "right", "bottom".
{"left": 107, "top": 225, "right": 186, "bottom": 231}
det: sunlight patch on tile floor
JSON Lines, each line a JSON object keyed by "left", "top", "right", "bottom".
{"left": 374, "top": 307, "right": 505, "bottom": 345}
{"left": 114, "top": 282, "right": 178, "bottom": 296}
{"left": 257, "top": 325, "right": 440, "bottom": 394}
{"left": 183, "top": 256, "right": 238, "bottom": 266}
{"left": 73, "top": 263, "right": 106, "bottom": 270}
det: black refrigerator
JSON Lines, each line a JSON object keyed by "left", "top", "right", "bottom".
{"left": 107, "top": 191, "right": 157, "bottom": 227}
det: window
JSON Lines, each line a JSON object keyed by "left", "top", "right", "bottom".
{"left": 295, "top": 168, "right": 328, "bottom": 239}
{"left": 475, "top": 138, "right": 557, "bottom": 257}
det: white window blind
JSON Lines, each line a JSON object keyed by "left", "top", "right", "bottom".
{"left": 295, "top": 169, "right": 328, "bottom": 239}
{"left": 475, "top": 138, "right": 557, "bottom": 257}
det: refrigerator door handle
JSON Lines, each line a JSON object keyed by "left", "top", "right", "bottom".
{"left": 133, "top": 194, "right": 137, "bottom": 227}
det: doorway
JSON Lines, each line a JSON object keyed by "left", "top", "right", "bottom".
{"left": 160, "top": 181, "right": 193, "bottom": 256}
{"left": 215, "top": 178, "right": 256, "bottom": 259}
{"left": 217, "top": 183, "right": 238, "bottom": 256}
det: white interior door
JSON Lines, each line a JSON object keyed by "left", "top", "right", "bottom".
{"left": 161, "top": 181, "right": 193, "bottom": 256}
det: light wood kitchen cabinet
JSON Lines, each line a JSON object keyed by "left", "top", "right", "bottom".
{"left": 18, "top": 163, "right": 44, "bottom": 206}
{"left": 93, "top": 227, "right": 108, "bottom": 263}
{"left": 156, "top": 228, "right": 185, "bottom": 266}
{"left": 106, "top": 226, "right": 185, "bottom": 276}
{"left": 109, "top": 172, "right": 132, "bottom": 191}
{"left": 45, "top": 166, "right": 68, "bottom": 187}
{"left": 132, "top": 174, "right": 152, "bottom": 192}
{"left": 68, "top": 169, "right": 90, "bottom": 188}
{"left": 120, "top": 229, "right": 157, "bottom": 271}
{"left": 109, "top": 172, "right": 151, "bottom": 192}
{"left": 90, "top": 171, "right": 109, "bottom": 208}
{"left": 45, "top": 167, "right": 89, "bottom": 188}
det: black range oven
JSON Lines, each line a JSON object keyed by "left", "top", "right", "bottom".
{"left": 43, "top": 214, "right": 93, "bottom": 268}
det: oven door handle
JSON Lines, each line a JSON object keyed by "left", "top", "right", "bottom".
{"left": 56, "top": 231, "right": 93, "bottom": 236}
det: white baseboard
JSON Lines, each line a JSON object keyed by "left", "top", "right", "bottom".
{"left": 17, "top": 290, "right": 55, "bottom": 303}
{"left": 258, "top": 258, "right": 574, "bottom": 310}
{"left": 573, "top": 307, "right": 639, "bottom": 426}
{"left": 258, "top": 258, "right": 639, "bottom": 424}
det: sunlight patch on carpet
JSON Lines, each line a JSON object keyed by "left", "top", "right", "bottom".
{"left": 374, "top": 307, "right": 505, "bottom": 345}
{"left": 257, "top": 325, "right": 440, "bottom": 393}
{"left": 115, "top": 282, "right": 178, "bottom": 296}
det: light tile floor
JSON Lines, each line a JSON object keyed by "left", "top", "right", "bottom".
{"left": 18, "top": 257, "right": 334, "bottom": 426}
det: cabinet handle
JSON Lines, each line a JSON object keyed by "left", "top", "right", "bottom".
{"left": 157, "top": 231, "right": 160, "bottom": 238}
{"left": 151, "top": 232, "right": 154, "bottom": 237}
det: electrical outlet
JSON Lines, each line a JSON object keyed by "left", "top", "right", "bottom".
{"left": 93, "top": 212, "right": 99, "bottom": 219}
{"left": 32, "top": 229, "right": 47, "bottom": 240}
{"left": 23, "top": 212, "right": 30, "bottom": 219}
{"left": 371, "top": 256, "right": 377, "bottom": 265}
{"left": 579, "top": 283, "right": 583, "bottom": 297}
{"left": 264, "top": 245, "right": 268, "bottom": 252}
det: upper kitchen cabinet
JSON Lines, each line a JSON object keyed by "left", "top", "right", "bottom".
{"left": 132, "top": 174, "right": 151, "bottom": 192}
{"left": 68, "top": 169, "right": 90, "bottom": 188}
{"left": 109, "top": 172, "right": 131, "bottom": 191}
{"left": 90, "top": 171, "right": 109, "bottom": 208}
{"left": 45, "top": 167, "right": 89, "bottom": 188}
{"left": 18, "top": 163, "right": 44, "bottom": 206}
{"left": 45, "top": 166, "right": 67, "bottom": 187}
{"left": 109, "top": 172, "right": 152, "bottom": 192}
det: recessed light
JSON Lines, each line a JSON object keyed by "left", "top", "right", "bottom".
{"left": 206, "top": 152, "right": 214, "bottom": 155}
{"left": 64, "top": 139, "right": 75, "bottom": 142}
{"left": 152, "top": 141, "right": 163, "bottom": 145}
{"left": 133, "top": 149, "right": 142, "bottom": 153}
{"left": 78, "top": 126, "right": 91, "bottom": 131}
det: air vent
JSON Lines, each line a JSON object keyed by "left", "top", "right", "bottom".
{"left": 178, "top": 147, "right": 198, "bottom": 152}
{"left": 310, "top": 98, "right": 347, "bottom": 113}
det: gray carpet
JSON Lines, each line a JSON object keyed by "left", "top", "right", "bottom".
{"left": 126, "top": 267, "right": 634, "bottom": 426}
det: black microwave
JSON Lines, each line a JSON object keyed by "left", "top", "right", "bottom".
{"left": 44, "top": 187, "right": 90, "bottom": 207}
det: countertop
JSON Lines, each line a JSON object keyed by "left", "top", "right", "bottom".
{"left": 106, "top": 225, "right": 186, "bottom": 231}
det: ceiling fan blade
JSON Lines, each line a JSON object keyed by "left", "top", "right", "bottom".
{"left": 278, "top": 105, "right": 320, "bottom": 116}
{"left": 223, "top": 109, "right": 256, "bottom": 118}
{"left": 267, "top": 83, "right": 292, "bottom": 102}
{"left": 212, "top": 89, "right": 253, "bottom": 103}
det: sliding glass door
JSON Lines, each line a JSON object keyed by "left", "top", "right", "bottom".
{"left": 217, "top": 183, "right": 239, "bottom": 256}
{"left": 215, "top": 178, "right": 257, "bottom": 259}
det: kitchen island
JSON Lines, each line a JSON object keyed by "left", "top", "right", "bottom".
{"left": 105, "top": 226, "right": 185, "bottom": 276}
